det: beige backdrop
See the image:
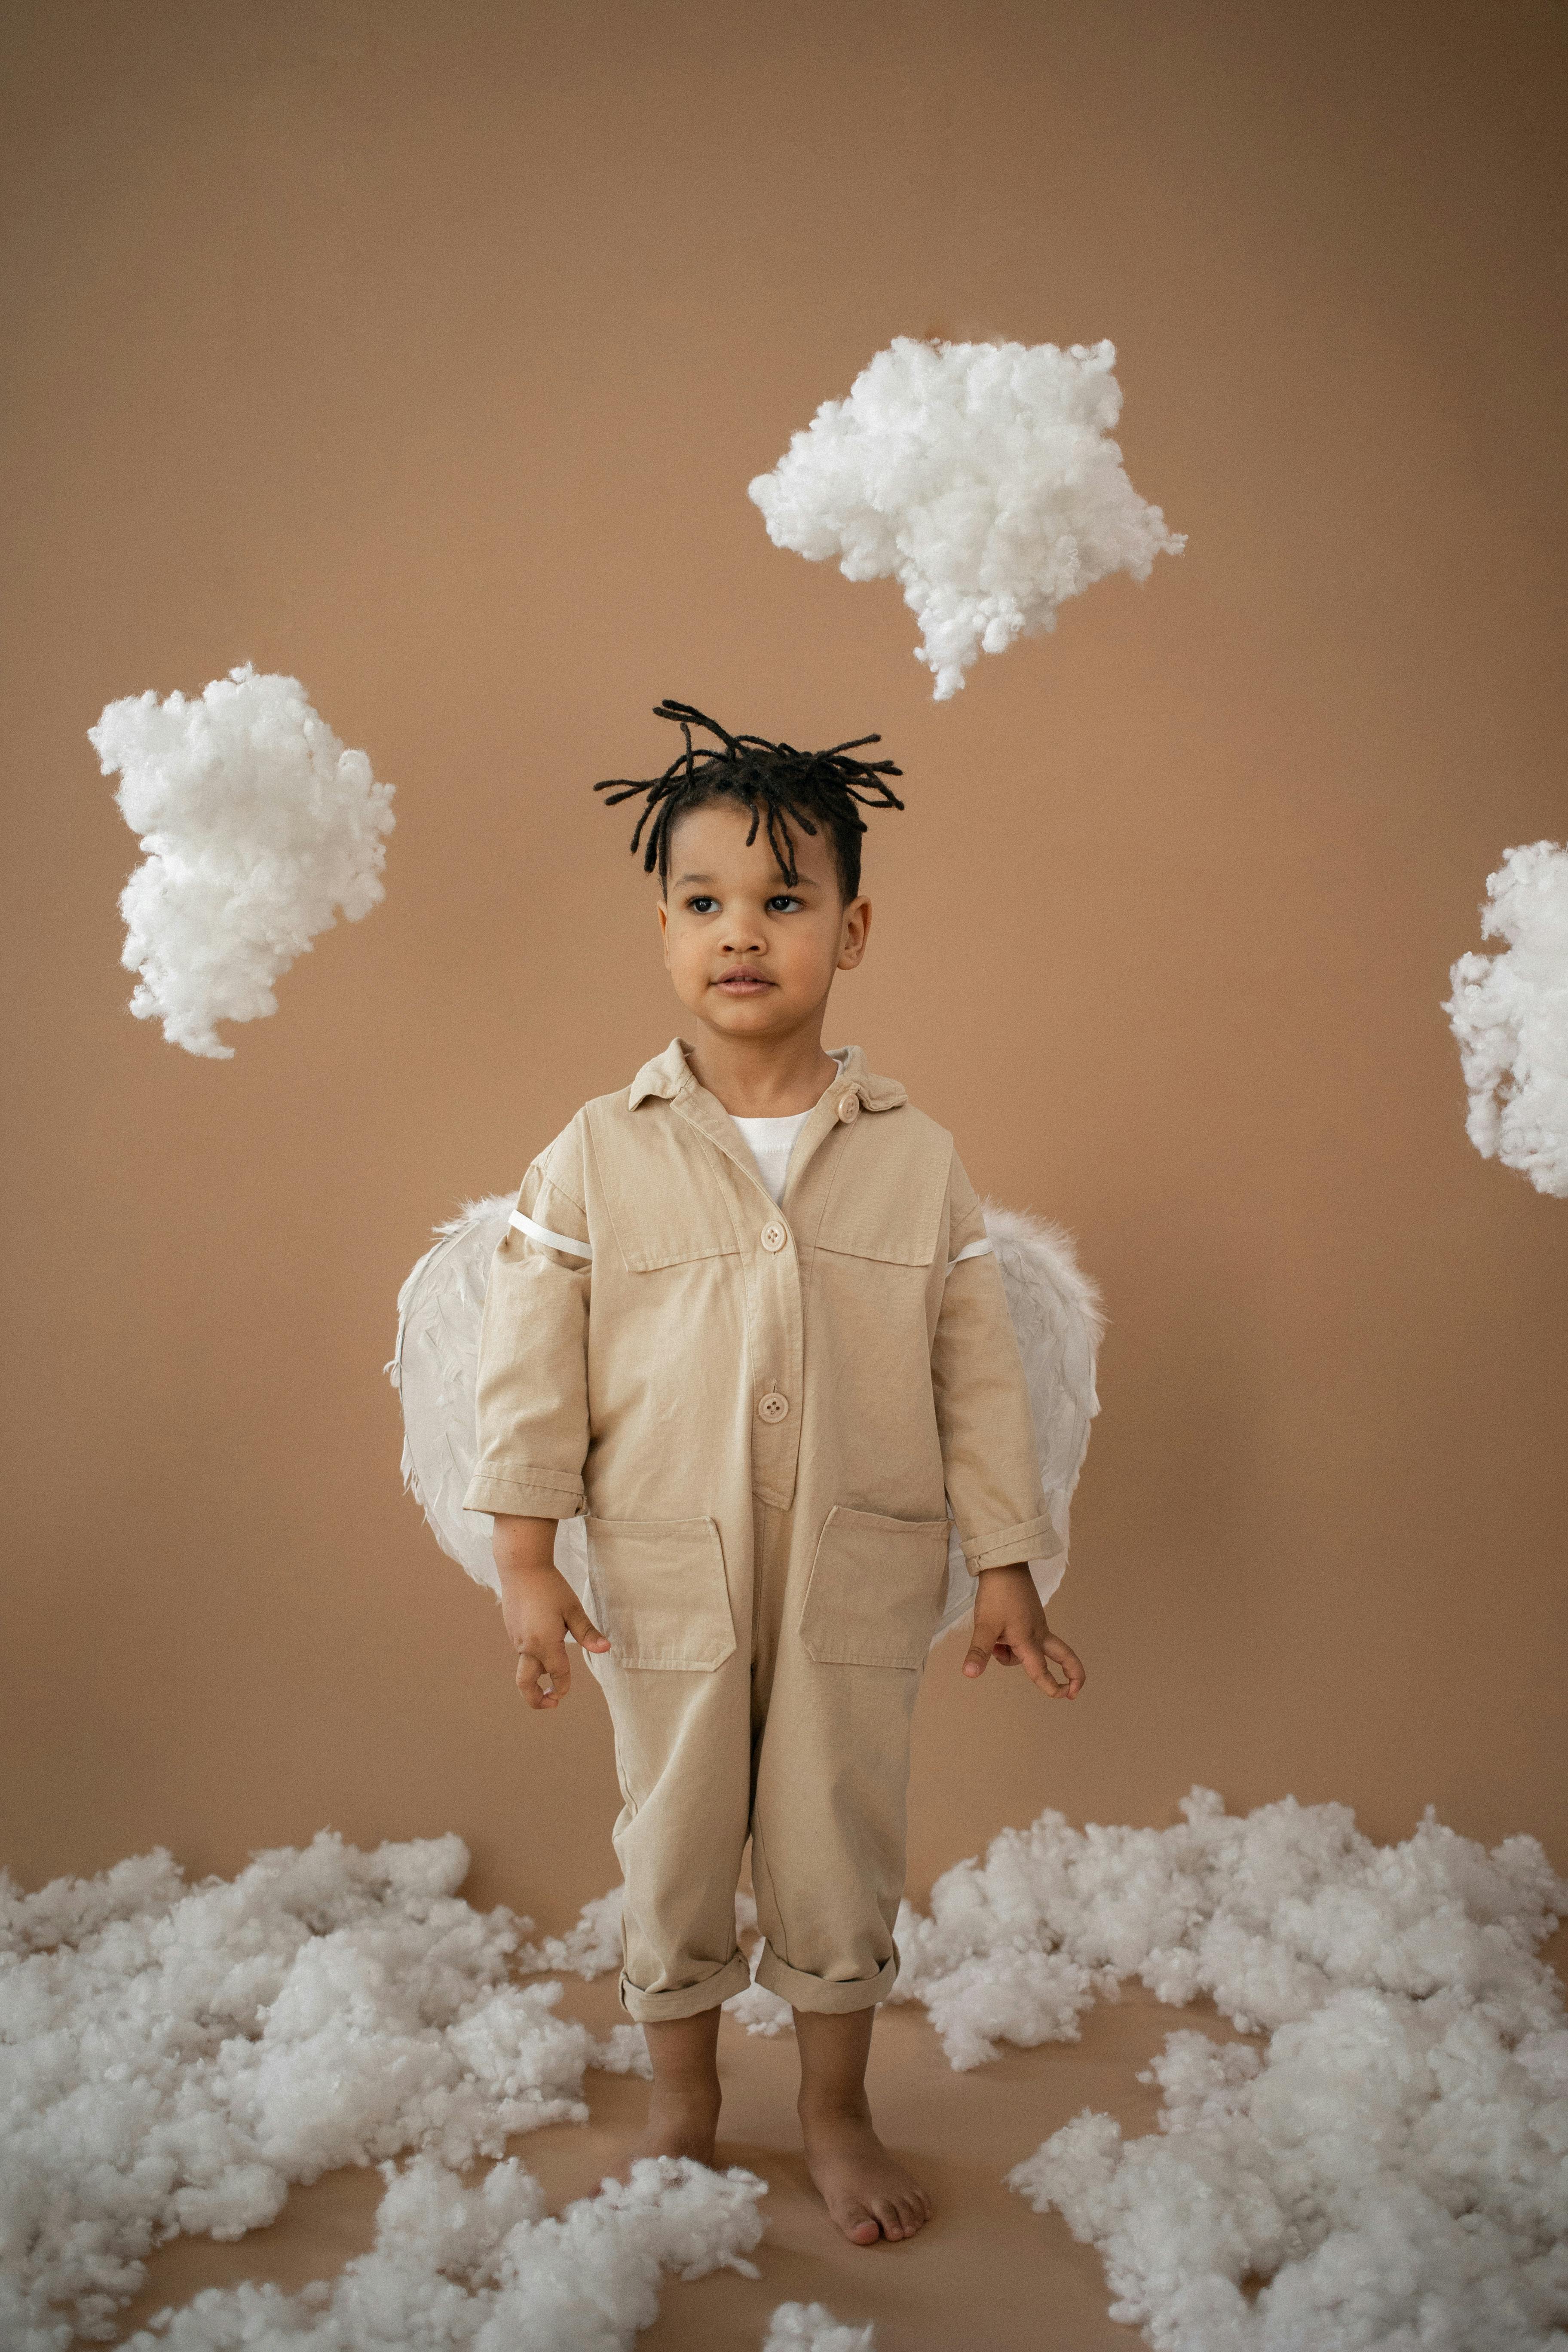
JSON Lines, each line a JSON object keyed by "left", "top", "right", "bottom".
{"left": 3, "top": 0, "right": 1565, "bottom": 1952}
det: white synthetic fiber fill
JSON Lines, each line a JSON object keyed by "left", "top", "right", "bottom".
{"left": 1444, "top": 839, "right": 1568, "bottom": 1196}
{"left": 926, "top": 1790, "right": 1568, "bottom": 2351}
{"left": 0, "top": 1832, "right": 643, "bottom": 2350}
{"left": 11, "top": 1801, "right": 1561, "bottom": 2349}
{"left": 748, "top": 336, "right": 1184, "bottom": 699}
{"left": 88, "top": 664, "right": 395, "bottom": 1059}
{"left": 892, "top": 1787, "right": 1565, "bottom": 2056}
{"left": 760, "top": 2302, "right": 876, "bottom": 2350}
{"left": 1013, "top": 2001, "right": 1568, "bottom": 2351}
{"left": 120, "top": 2152, "right": 767, "bottom": 2352}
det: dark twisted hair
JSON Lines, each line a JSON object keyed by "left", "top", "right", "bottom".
{"left": 594, "top": 699, "right": 905, "bottom": 902}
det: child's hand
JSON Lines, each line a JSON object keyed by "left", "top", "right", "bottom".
{"left": 499, "top": 1561, "right": 610, "bottom": 1709}
{"left": 962, "top": 1564, "right": 1085, "bottom": 1699}
{"left": 491, "top": 1516, "right": 609, "bottom": 1711}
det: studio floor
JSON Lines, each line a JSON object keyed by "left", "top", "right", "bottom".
{"left": 101, "top": 1906, "right": 1568, "bottom": 2349}
{"left": 108, "top": 1972, "right": 1251, "bottom": 2350}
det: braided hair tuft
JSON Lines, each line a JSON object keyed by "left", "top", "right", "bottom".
{"left": 594, "top": 699, "right": 905, "bottom": 900}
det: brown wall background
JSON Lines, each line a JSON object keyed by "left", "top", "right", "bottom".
{"left": 3, "top": 0, "right": 1564, "bottom": 1935}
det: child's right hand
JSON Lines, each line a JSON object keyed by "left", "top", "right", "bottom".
{"left": 491, "top": 1516, "right": 610, "bottom": 1710}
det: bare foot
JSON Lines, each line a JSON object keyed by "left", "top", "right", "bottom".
{"left": 633, "top": 2082, "right": 721, "bottom": 2166}
{"left": 800, "top": 2106, "right": 932, "bottom": 2245}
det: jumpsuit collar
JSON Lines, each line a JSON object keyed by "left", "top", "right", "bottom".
{"left": 627, "top": 1036, "right": 907, "bottom": 1115}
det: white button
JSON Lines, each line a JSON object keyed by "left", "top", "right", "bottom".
{"left": 756, "top": 1390, "right": 789, "bottom": 1423}
{"left": 760, "top": 1220, "right": 788, "bottom": 1253}
{"left": 837, "top": 1091, "right": 860, "bottom": 1124}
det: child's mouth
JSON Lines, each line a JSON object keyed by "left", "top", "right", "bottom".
{"left": 715, "top": 975, "right": 773, "bottom": 992}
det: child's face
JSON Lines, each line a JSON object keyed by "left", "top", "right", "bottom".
{"left": 657, "top": 800, "right": 870, "bottom": 1042}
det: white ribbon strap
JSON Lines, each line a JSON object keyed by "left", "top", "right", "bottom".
{"left": 945, "top": 1236, "right": 993, "bottom": 1277}
{"left": 510, "top": 1209, "right": 592, "bottom": 1261}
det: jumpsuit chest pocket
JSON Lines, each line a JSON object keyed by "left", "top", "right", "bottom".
{"left": 588, "top": 1102, "right": 741, "bottom": 1272}
{"left": 585, "top": 1515, "right": 737, "bottom": 1672}
{"left": 813, "top": 1124, "right": 948, "bottom": 1269}
{"left": 798, "top": 1505, "right": 952, "bottom": 1670}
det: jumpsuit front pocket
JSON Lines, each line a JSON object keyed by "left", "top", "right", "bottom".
{"left": 584, "top": 1515, "right": 737, "bottom": 1671}
{"left": 798, "top": 1505, "right": 952, "bottom": 1669}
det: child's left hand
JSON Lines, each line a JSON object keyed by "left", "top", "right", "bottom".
{"left": 963, "top": 1564, "right": 1085, "bottom": 1698}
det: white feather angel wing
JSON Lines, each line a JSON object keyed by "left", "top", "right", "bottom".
{"left": 950, "top": 1204, "right": 1104, "bottom": 1635}
{"left": 386, "top": 1196, "right": 591, "bottom": 1603}
{"left": 387, "top": 1195, "right": 1102, "bottom": 1640}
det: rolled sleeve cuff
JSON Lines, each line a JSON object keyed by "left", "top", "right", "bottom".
{"left": 462, "top": 1470, "right": 585, "bottom": 1518}
{"left": 961, "top": 1514, "right": 1061, "bottom": 1572}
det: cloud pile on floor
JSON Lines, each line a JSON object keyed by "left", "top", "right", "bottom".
{"left": 1014, "top": 1997, "right": 1568, "bottom": 2350}
{"left": 892, "top": 1786, "right": 1565, "bottom": 2053}
{"left": 88, "top": 664, "right": 394, "bottom": 1059}
{"left": 902, "top": 1788, "right": 1568, "bottom": 2350}
{"left": 0, "top": 1830, "right": 636, "bottom": 2349}
{"left": 120, "top": 2152, "right": 768, "bottom": 2352}
{"left": 1446, "top": 838, "right": 1568, "bottom": 1197}
{"left": 748, "top": 336, "right": 1184, "bottom": 699}
{"left": 455, "top": 1791, "right": 1568, "bottom": 2345}
{"left": 9, "top": 1798, "right": 1560, "bottom": 2347}
{"left": 760, "top": 2302, "right": 876, "bottom": 2350}
{"left": 0, "top": 1833, "right": 867, "bottom": 2352}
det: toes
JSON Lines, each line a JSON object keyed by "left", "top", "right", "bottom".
{"left": 845, "top": 2209, "right": 881, "bottom": 2246}
{"left": 871, "top": 2196, "right": 905, "bottom": 2239}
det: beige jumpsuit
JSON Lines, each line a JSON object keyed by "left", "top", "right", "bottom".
{"left": 462, "top": 1038, "right": 1054, "bottom": 2022}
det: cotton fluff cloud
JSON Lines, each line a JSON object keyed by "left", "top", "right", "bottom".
{"left": 88, "top": 665, "right": 395, "bottom": 1060}
{"left": 1445, "top": 839, "right": 1568, "bottom": 1196}
{"left": 529, "top": 1791, "right": 1568, "bottom": 2349}
{"left": 1014, "top": 1997, "right": 1568, "bottom": 2352}
{"left": 0, "top": 1831, "right": 841, "bottom": 2352}
{"left": 0, "top": 1831, "right": 643, "bottom": 2349}
{"left": 748, "top": 337, "right": 1184, "bottom": 699}
{"left": 118, "top": 2154, "right": 767, "bottom": 2352}
{"left": 8, "top": 1796, "right": 1562, "bottom": 2348}
{"left": 761, "top": 2303, "right": 877, "bottom": 2351}
{"left": 890, "top": 1785, "right": 1565, "bottom": 2057}
{"left": 891, "top": 1788, "right": 1566, "bottom": 2352}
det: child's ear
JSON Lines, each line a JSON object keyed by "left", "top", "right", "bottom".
{"left": 656, "top": 897, "right": 671, "bottom": 965}
{"left": 837, "top": 894, "right": 871, "bottom": 971}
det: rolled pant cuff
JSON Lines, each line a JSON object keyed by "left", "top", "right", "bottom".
{"left": 619, "top": 1950, "right": 751, "bottom": 2022}
{"left": 753, "top": 1943, "right": 898, "bottom": 2013}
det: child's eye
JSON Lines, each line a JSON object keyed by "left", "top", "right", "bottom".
{"left": 686, "top": 895, "right": 718, "bottom": 914}
{"left": 766, "top": 894, "right": 803, "bottom": 913}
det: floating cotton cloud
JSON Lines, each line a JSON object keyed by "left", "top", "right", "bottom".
{"left": 1445, "top": 839, "right": 1568, "bottom": 1197}
{"left": 89, "top": 665, "right": 395, "bottom": 1060}
{"left": 748, "top": 336, "right": 1184, "bottom": 699}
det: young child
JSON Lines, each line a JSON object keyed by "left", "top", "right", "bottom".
{"left": 462, "top": 700, "right": 1085, "bottom": 2248}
